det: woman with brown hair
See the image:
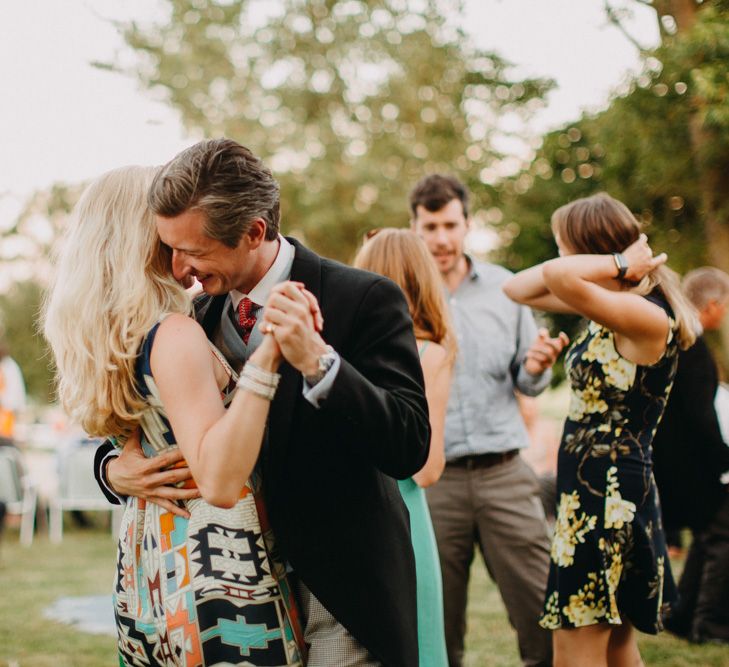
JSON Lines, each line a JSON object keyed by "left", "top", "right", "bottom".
{"left": 354, "top": 228, "right": 454, "bottom": 667}
{"left": 503, "top": 193, "right": 697, "bottom": 667}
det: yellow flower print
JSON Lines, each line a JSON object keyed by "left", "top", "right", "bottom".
{"left": 581, "top": 326, "right": 636, "bottom": 391}
{"left": 599, "top": 538, "right": 623, "bottom": 619}
{"left": 581, "top": 327, "right": 611, "bottom": 363}
{"left": 648, "top": 556, "right": 666, "bottom": 608}
{"left": 563, "top": 573, "right": 607, "bottom": 626}
{"left": 540, "top": 591, "right": 561, "bottom": 630}
{"left": 604, "top": 467, "right": 636, "bottom": 529}
{"left": 602, "top": 357, "right": 636, "bottom": 391}
{"left": 552, "top": 492, "right": 598, "bottom": 567}
{"left": 568, "top": 380, "right": 609, "bottom": 421}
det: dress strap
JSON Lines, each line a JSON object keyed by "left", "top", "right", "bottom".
{"left": 417, "top": 340, "right": 430, "bottom": 359}
{"left": 208, "top": 340, "right": 237, "bottom": 383}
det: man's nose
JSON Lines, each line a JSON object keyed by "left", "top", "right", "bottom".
{"left": 171, "top": 250, "right": 190, "bottom": 280}
{"left": 434, "top": 227, "right": 449, "bottom": 245}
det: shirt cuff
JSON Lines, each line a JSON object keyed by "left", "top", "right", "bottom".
{"left": 516, "top": 362, "right": 552, "bottom": 396}
{"left": 302, "top": 351, "right": 341, "bottom": 408}
{"left": 99, "top": 450, "right": 127, "bottom": 505}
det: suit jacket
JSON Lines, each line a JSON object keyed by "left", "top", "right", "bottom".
{"left": 653, "top": 336, "right": 729, "bottom": 531}
{"left": 95, "top": 238, "right": 430, "bottom": 666}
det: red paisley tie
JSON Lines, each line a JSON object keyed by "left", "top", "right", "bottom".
{"left": 237, "top": 297, "right": 258, "bottom": 345}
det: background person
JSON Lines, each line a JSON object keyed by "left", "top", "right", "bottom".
{"left": 410, "top": 174, "right": 567, "bottom": 667}
{"left": 0, "top": 336, "right": 27, "bottom": 443}
{"left": 354, "top": 227, "right": 455, "bottom": 667}
{"left": 0, "top": 335, "right": 27, "bottom": 545}
{"left": 653, "top": 266, "right": 729, "bottom": 644}
{"left": 504, "top": 192, "right": 698, "bottom": 667}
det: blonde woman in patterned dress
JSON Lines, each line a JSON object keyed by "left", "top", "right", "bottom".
{"left": 503, "top": 193, "right": 697, "bottom": 667}
{"left": 44, "top": 166, "right": 309, "bottom": 666}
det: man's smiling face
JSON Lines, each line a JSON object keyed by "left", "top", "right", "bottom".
{"left": 156, "top": 208, "right": 255, "bottom": 295}
{"left": 411, "top": 198, "right": 470, "bottom": 278}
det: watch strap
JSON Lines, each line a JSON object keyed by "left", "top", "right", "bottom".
{"left": 612, "top": 253, "right": 628, "bottom": 280}
{"left": 304, "top": 345, "right": 336, "bottom": 385}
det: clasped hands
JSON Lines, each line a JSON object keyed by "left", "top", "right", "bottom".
{"left": 258, "top": 281, "right": 329, "bottom": 376}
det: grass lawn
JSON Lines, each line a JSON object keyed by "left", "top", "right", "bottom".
{"left": 2, "top": 526, "right": 729, "bottom": 666}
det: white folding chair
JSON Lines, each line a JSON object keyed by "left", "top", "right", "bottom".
{"left": 49, "top": 440, "right": 120, "bottom": 543}
{"left": 0, "top": 446, "right": 37, "bottom": 546}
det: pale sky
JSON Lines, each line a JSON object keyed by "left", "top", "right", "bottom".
{"left": 0, "top": 0, "right": 659, "bottom": 228}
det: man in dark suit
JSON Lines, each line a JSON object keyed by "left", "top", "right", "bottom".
{"left": 93, "top": 138, "right": 430, "bottom": 666}
{"left": 653, "top": 266, "right": 729, "bottom": 645}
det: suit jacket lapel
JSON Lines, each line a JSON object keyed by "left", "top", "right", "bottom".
{"left": 198, "top": 293, "right": 228, "bottom": 338}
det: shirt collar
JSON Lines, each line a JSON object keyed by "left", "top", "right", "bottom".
{"left": 465, "top": 254, "right": 480, "bottom": 281}
{"left": 230, "top": 235, "right": 294, "bottom": 310}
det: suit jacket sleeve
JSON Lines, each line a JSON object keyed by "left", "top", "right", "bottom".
{"left": 319, "top": 277, "right": 430, "bottom": 479}
{"left": 93, "top": 438, "right": 124, "bottom": 505}
{"left": 672, "top": 338, "right": 729, "bottom": 476}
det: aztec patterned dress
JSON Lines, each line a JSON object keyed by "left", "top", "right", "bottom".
{"left": 114, "top": 321, "right": 305, "bottom": 666}
{"left": 540, "top": 294, "right": 678, "bottom": 634}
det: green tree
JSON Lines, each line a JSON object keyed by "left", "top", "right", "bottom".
{"left": 0, "top": 281, "right": 52, "bottom": 403}
{"left": 501, "top": 0, "right": 729, "bottom": 273}
{"left": 498, "top": 0, "right": 729, "bottom": 370}
{"left": 0, "top": 185, "right": 80, "bottom": 402}
{"left": 112, "top": 0, "right": 552, "bottom": 260}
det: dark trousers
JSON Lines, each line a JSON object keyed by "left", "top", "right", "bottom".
{"left": 668, "top": 492, "right": 729, "bottom": 642}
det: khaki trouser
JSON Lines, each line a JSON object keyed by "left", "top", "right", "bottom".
{"left": 427, "top": 453, "right": 553, "bottom": 667}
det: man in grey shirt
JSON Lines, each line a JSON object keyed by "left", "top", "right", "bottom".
{"left": 410, "top": 175, "right": 568, "bottom": 667}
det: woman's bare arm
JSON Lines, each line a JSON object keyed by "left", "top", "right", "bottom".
{"left": 152, "top": 313, "right": 280, "bottom": 508}
{"left": 413, "top": 342, "right": 452, "bottom": 488}
{"left": 503, "top": 264, "right": 577, "bottom": 314}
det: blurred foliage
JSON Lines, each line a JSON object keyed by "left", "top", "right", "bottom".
{"left": 5, "top": 0, "right": 729, "bottom": 397}
{"left": 499, "top": 0, "right": 729, "bottom": 273}
{"left": 0, "top": 281, "right": 52, "bottom": 403}
{"left": 0, "top": 185, "right": 79, "bottom": 402}
{"left": 0, "top": 183, "right": 79, "bottom": 283}
{"left": 113, "top": 0, "right": 553, "bottom": 261}
{"left": 495, "top": 0, "right": 729, "bottom": 373}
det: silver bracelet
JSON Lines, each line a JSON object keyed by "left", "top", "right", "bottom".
{"left": 242, "top": 361, "right": 281, "bottom": 388}
{"left": 236, "top": 373, "right": 278, "bottom": 400}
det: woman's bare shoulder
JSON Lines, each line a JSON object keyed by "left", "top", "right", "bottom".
{"left": 418, "top": 340, "right": 449, "bottom": 367}
{"left": 152, "top": 313, "right": 210, "bottom": 366}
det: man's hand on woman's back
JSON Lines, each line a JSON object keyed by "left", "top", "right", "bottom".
{"left": 107, "top": 430, "right": 200, "bottom": 518}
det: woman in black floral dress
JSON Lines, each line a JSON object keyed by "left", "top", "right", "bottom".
{"left": 504, "top": 193, "right": 698, "bottom": 667}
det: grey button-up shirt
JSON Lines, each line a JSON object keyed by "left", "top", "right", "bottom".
{"left": 445, "top": 258, "right": 551, "bottom": 461}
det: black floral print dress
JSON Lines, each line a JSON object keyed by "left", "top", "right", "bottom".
{"left": 540, "top": 294, "right": 678, "bottom": 634}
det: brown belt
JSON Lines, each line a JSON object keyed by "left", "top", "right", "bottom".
{"left": 448, "top": 449, "right": 519, "bottom": 470}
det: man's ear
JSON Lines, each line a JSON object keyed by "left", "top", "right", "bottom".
{"left": 245, "top": 218, "right": 267, "bottom": 249}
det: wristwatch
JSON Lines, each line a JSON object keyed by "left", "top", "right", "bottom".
{"left": 304, "top": 345, "right": 337, "bottom": 385}
{"left": 612, "top": 252, "right": 628, "bottom": 280}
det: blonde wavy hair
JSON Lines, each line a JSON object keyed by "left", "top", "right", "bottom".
{"left": 43, "top": 166, "right": 192, "bottom": 438}
{"left": 354, "top": 228, "right": 457, "bottom": 361}
{"left": 551, "top": 192, "right": 697, "bottom": 349}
